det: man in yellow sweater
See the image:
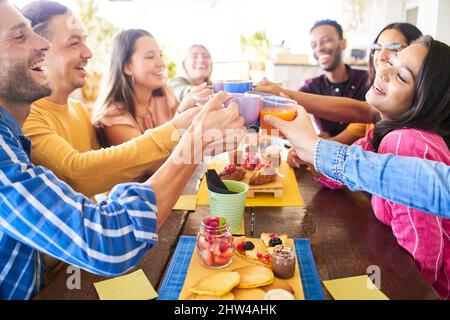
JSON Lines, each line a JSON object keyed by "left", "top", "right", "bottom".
{"left": 21, "top": 1, "right": 198, "bottom": 197}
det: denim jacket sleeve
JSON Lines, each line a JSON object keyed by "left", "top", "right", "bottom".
{"left": 314, "top": 139, "right": 450, "bottom": 217}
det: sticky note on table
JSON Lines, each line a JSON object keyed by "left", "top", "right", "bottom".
{"left": 323, "top": 275, "right": 389, "bottom": 300}
{"left": 94, "top": 269, "right": 158, "bottom": 300}
{"left": 173, "top": 195, "right": 197, "bottom": 211}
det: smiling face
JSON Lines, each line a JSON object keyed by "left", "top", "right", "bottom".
{"left": 310, "top": 25, "right": 346, "bottom": 72}
{"left": 184, "top": 45, "right": 212, "bottom": 85}
{"left": 0, "top": 2, "right": 52, "bottom": 105}
{"left": 45, "top": 13, "right": 92, "bottom": 97}
{"left": 367, "top": 44, "right": 429, "bottom": 121}
{"left": 373, "top": 28, "right": 409, "bottom": 72}
{"left": 124, "top": 36, "right": 166, "bottom": 91}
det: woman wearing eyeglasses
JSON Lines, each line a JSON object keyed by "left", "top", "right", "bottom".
{"left": 338, "top": 23, "right": 423, "bottom": 146}
{"left": 265, "top": 36, "right": 450, "bottom": 299}
{"left": 255, "top": 23, "right": 422, "bottom": 168}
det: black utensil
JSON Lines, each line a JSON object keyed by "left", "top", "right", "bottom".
{"left": 206, "top": 170, "right": 237, "bottom": 194}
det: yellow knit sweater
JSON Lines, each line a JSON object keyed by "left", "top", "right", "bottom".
{"left": 22, "top": 98, "right": 180, "bottom": 197}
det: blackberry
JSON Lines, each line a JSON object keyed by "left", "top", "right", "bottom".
{"left": 269, "top": 237, "right": 283, "bottom": 247}
{"left": 243, "top": 241, "right": 255, "bottom": 251}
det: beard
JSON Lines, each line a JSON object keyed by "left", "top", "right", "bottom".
{"left": 0, "top": 61, "right": 53, "bottom": 105}
{"left": 323, "top": 48, "right": 343, "bottom": 72}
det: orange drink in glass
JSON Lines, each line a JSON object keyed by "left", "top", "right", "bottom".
{"left": 260, "top": 97, "right": 297, "bottom": 136}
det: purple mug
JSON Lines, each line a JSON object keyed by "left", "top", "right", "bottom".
{"left": 212, "top": 81, "right": 225, "bottom": 93}
{"left": 225, "top": 93, "right": 262, "bottom": 126}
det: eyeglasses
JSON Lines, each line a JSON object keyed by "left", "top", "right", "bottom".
{"left": 370, "top": 43, "right": 405, "bottom": 53}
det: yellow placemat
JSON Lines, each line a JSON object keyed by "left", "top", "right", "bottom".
{"left": 94, "top": 269, "right": 158, "bottom": 300}
{"left": 173, "top": 195, "right": 197, "bottom": 211}
{"left": 179, "top": 239, "right": 304, "bottom": 300}
{"left": 323, "top": 275, "right": 390, "bottom": 300}
{"left": 197, "top": 161, "right": 304, "bottom": 207}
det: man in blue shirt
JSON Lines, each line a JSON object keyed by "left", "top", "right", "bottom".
{"left": 0, "top": 1, "right": 245, "bottom": 299}
{"left": 264, "top": 105, "right": 450, "bottom": 217}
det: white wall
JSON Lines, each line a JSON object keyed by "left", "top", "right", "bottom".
{"left": 345, "top": 0, "right": 449, "bottom": 56}
{"left": 344, "top": 0, "right": 405, "bottom": 55}
{"left": 91, "top": 0, "right": 347, "bottom": 61}
{"left": 381, "top": 0, "right": 450, "bottom": 44}
{"left": 436, "top": 0, "right": 450, "bottom": 44}
{"left": 417, "top": 0, "right": 450, "bottom": 44}
{"left": 383, "top": 0, "right": 405, "bottom": 22}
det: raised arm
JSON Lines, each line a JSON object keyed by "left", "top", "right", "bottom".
{"left": 0, "top": 93, "right": 245, "bottom": 278}
{"left": 314, "top": 140, "right": 450, "bottom": 217}
{"left": 0, "top": 125, "right": 158, "bottom": 277}
{"left": 149, "top": 92, "right": 245, "bottom": 223}
{"left": 255, "top": 80, "right": 376, "bottom": 123}
{"left": 264, "top": 106, "right": 450, "bottom": 217}
{"left": 23, "top": 107, "right": 199, "bottom": 196}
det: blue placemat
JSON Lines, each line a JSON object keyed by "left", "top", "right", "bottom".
{"left": 293, "top": 238, "right": 325, "bottom": 300}
{"left": 158, "top": 236, "right": 324, "bottom": 300}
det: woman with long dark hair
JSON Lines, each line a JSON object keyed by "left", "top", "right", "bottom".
{"left": 255, "top": 23, "right": 423, "bottom": 167}
{"left": 314, "top": 36, "right": 450, "bottom": 299}
{"left": 93, "top": 30, "right": 209, "bottom": 148}
{"left": 326, "top": 23, "right": 423, "bottom": 146}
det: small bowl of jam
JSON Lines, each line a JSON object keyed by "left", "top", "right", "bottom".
{"left": 271, "top": 245, "right": 295, "bottom": 279}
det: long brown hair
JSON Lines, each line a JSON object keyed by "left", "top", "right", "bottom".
{"left": 93, "top": 29, "right": 163, "bottom": 124}
{"left": 371, "top": 36, "right": 450, "bottom": 151}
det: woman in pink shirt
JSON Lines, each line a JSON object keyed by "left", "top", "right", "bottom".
{"left": 315, "top": 36, "right": 450, "bottom": 299}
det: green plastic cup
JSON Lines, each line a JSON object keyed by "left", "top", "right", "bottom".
{"left": 208, "top": 180, "right": 249, "bottom": 234}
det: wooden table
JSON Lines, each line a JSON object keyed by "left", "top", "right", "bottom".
{"left": 34, "top": 167, "right": 439, "bottom": 300}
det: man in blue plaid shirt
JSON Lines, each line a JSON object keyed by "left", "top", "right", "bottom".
{"left": 0, "top": 0, "right": 245, "bottom": 299}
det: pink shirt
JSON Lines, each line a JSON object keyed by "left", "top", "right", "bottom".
{"left": 317, "top": 128, "right": 450, "bottom": 299}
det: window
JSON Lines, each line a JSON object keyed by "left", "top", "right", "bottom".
{"left": 406, "top": 7, "right": 419, "bottom": 26}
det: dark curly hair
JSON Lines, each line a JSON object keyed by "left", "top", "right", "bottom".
{"left": 371, "top": 36, "right": 450, "bottom": 151}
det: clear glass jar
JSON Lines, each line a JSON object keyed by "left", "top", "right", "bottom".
{"left": 271, "top": 245, "right": 295, "bottom": 279}
{"left": 196, "top": 216, "right": 234, "bottom": 269}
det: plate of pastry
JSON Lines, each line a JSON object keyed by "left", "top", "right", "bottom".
{"left": 179, "top": 232, "right": 304, "bottom": 300}
{"left": 218, "top": 145, "right": 284, "bottom": 198}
